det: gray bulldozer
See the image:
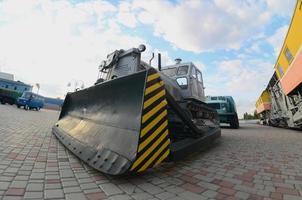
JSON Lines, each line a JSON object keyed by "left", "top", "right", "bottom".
{"left": 52, "top": 45, "right": 221, "bottom": 175}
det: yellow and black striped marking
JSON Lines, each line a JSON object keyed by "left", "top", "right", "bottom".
{"left": 131, "top": 69, "right": 171, "bottom": 172}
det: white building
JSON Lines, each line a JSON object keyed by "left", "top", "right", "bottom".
{"left": 0, "top": 72, "right": 14, "bottom": 81}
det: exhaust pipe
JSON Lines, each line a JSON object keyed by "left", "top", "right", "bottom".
{"left": 149, "top": 53, "right": 155, "bottom": 65}
{"left": 158, "top": 53, "right": 161, "bottom": 71}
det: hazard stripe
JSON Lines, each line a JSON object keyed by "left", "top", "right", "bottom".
{"left": 154, "top": 148, "right": 170, "bottom": 167}
{"left": 141, "top": 110, "right": 167, "bottom": 138}
{"left": 143, "top": 90, "right": 165, "bottom": 109}
{"left": 137, "top": 139, "right": 170, "bottom": 172}
{"left": 131, "top": 70, "right": 170, "bottom": 173}
{"left": 145, "top": 81, "right": 164, "bottom": 95}
{"left": 130, "top": 130, "right": 169, "bottom": 170}
{"left": 138, "top": 125, "right": 168, "bottom": 153}
{"left": 147, "top": 73, "right": 160, "bottom": 82}
{"left": 142, "top": 100, "right": 167, "bottom": 123}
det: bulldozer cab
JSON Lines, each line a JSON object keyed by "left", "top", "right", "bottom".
{"left": 161, "top": 63, "right": 206, "bottom": 102}
{"left": 96, "top": 47, "right": 147, "bottom": 84}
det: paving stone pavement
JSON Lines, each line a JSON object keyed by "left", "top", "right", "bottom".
{"left": 1, "top": 105, "right": 302, "bottom": 200}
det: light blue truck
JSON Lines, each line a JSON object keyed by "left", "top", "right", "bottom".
{"left": 206, "top": 96, "right": 239, "bottom": 128}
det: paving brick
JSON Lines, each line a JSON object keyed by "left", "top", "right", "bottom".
{"left": 284, "top": 194, "right": 302, "bottom": 200}
{"left": 182, "top": 183, "right": 206, "bottom": 193}
{"left": 178, "top": 191, "right": 207, "bottom": 200}
{"left": 202, "top": 190, "right": 218, "bottom": 198}
{"left": 131, "top": 192, "right": 154, "bottom": 200}
{"left": 0, "top": 181, "right": 11, "bottom": 190}
{"left": 26, "top": 183, "right": 43, "bottom": 191}
{"left": 198, "top": 181, "right": 220, "bottom": 191}
{"left": 118, "top": 183, "right": 136, "bottom": 194}
{"left": 44, "top": 189, "right": 64, "bottom": 199}
{"left": 10, "top": 181, "right": 27, "bottom": 188}
{"left": 155, "top": 192, "right": 176, "bottom": 200}
{"left": 218, "top": 187, "right": 236, "bottom": 195}
{"left": 270, "top": 192, "right": 283, "bottom": 200}
{"left": 2, "top": 196, "right": 23, "bottom": 200}
{"left": 62, "top": 180, "right": 79, "bottom": 187}
{"left": 86, "top": 192, "right": 107, "bottom": 200}
{"left": 6, "top": 188, "right": 25, "bottom": 196}
{"left": 235, "top": 191, "right": 250, "bottom": 200}
{"left": 45, "top": 183, "right": 62, "bottom": 189}
{"left": 138, "top": 183, "right": 164, "bottom": 194}
{"left": 80, "top": 182, "right": 98, "bottom": 190}
{"left": 109, "top": 194, "right": 132, "bottom": 200}
{"left": 65, "top": 192, "right": 87, "bottom": 200}
{"left": 63, "top": 186, "right": 82, "bottom": 194}
{"left": 276, "top": 187, "right": 299, "bottom": 195}
{"left": 99, "top": 183, "right": 123, "bottom": 196}
{"left": 24, "top": 191, "right": 43, "bottom": 199}
{"left": 30, "top": 173, "right": 44, "bottom": 180}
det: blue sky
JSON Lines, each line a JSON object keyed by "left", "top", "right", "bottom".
{"left": 0, "top": 0, "right": 297, "bottom": 117}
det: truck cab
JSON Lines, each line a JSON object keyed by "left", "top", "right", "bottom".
{"left": 161, "top": 62, "right": 206, "bottom": 102}
{"left": 206, "top": 96, "right": 239, "bottom": 128}
{"left": 16, "top": 92, "right": 44, "bottom": 111}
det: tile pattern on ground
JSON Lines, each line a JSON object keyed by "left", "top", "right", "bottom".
{"left": 1, "top": 105, "right": 302, "bottom": 199}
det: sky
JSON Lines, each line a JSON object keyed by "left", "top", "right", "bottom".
{"left": 0, "top": 0, "right": 297, "bottom": 117}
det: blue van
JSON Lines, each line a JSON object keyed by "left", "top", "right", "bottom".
{"left": 16, "top": 92, "right": 44, "bottom": 111}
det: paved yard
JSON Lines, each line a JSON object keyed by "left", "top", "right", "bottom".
{"left": 0, "top": 105, "right": 302, "bottom": 200}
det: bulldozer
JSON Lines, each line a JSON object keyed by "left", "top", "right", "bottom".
{"left": 52, "top": 45, "right": 221, "bottom": 175}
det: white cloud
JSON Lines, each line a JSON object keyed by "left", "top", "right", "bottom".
{"left": 116, "top": 2, "right": 137, "bottom": 28}
{"left": 0, "top": 0, "right": 149, "bottom": 98}
{"left": 194, "top": 61, "right": 206, "bottom": 71}
{"left": 267, "top": 25, "right": 289, "bottom": 56}
{"left": 132, "top": 0, "right": 273, "bottom": 53}
{"left": 264, "top": 0, "right": 296, "bottom": 17}
{"left": 204, "top": 59, "right": 274, "bottom": 118}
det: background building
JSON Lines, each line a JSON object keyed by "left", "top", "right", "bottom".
{"left": 0, "top": 72, "right": 32, "bottom": 93}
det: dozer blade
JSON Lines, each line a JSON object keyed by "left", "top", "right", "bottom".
{"left": 53, "top": 69, "right": 171, "bottom": 175}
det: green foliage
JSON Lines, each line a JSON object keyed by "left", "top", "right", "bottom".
{"left": 243, "top": 110, "right": 259, "bottom": 120}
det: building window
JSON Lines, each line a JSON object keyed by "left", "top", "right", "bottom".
{"left": 277, "top": 64, "right": 284, "bottom": 76}
{"left": 14, "top": 86, "right": 17, "bottom": 90}
{"left": 284, "top": 47, "right": 293, "bottom": 63}
{"left": 24, "top": 88, "right": 27, "bottom": 91}
{"left": 5, "top": 85, "right": 8, "bottom": 88}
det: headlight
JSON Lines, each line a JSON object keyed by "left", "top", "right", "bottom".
{"left": 176, "top": 77, "right": 188, "bottom": 89}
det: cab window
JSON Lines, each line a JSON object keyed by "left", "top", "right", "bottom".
{"left": 177, "top": 65, "right": 188, "bottom": 75}
{"left": 191, "top": 67, "right": 197, "bottom": 78}
{"left": 197, "top": 71, "right": 202, "bottom": 82}
{"left": 208, "top": 103, "right": 220, "bottom": 109}
{"left": 22, "top": 92, "right": 31, "bottom": 99}
{"left": 161, "top": 68, "right": 177, "bottom": 77}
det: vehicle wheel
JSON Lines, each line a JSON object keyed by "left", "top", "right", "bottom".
{"left": 35, "top": 107, "right": 39, "bottom": 111}
{"left": 17, "top": 105, "right": 20, "bottom": 108}
{"left": 230, "top": 114, "right": 239, "bottom": 129}
{"left": 24, "top": 105, "right": 29, "bottom": 110}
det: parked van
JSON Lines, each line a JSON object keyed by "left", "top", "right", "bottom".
{"left": 16, "top": 92, "right": 44, "bottom": 111}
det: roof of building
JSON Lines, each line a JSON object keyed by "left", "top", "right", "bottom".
{"left": 0, "top": 78, "right": 32, "bottom": 87}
